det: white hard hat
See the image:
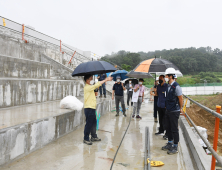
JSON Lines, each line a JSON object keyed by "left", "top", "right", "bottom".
{"left": 174, "top": 75, "right": 178, "bottom": 78}
{"left": 165, "top": 68, "right": 176, "bottom": 75}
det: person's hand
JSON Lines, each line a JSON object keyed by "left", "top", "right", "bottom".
{"left": 112, "top": 96, "right": 114, "bottom": 100}
{"left": 106, "top": 77, "right": 113, "bottom": 81}
{"left": 95, "top": 92, "right": 98, "bottom": 96}
{"left": 137, "top": 86, "right": 140, "bottom": 89}
{"left": 180, "top": 108, "right": 184, "bottom": 114}
{"left": 98, "top": 76, "right": 100, "bottom": 79}
{"left": 142, "top": 98, "right": 144, "bottom": 102}
{"left": 154, "top": 88, "right": 157, "bottom": 92}
{"left": 105, "top": 82, "right": 107, "bottom": 85}
{"left": 121, "top": 83, "right": 124, "bottom": 87}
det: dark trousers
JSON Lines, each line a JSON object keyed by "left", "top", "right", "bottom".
{"left": 165, "top": 110, "right": 180, "bottom": 144}
{"left": 127, "top": 91, "right": 133, "bottom": 106}
{"left": 99, "top": 83, "right": 106, "bottom": 95}
{"left": 154, "top": 96, "right": 158, "bottom": 118}
{"left": 158, "top": 107, "right": 166, "bottom": 133}
{"left": 115, "top": 96, "right": 126, "bottom": 113}
{"left": 84, "top": 108, "right": 97, "bottom": 141}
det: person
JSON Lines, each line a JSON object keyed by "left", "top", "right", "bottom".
{"left": 83, "top": 74, "right": 113, "bottom": 145}
{"left": 154, "top": 75, "right": 168, "bottom": 139}
{"left": 161, "top": 68, "right": 183, "bottom": 155}
{"left": 132, "top": 78, "right": 145, "bottom": 119}
{"left": 97, "top": 73, "right": 107, "bottom": 98}
{"left": 125, "top": 79, "right": 135, "bottom": 108}
{"left": 153, "top": 80, "right": 159, "bottom": 123}
{"left": 112, "top": 76, "right": 127, "bottom": 117}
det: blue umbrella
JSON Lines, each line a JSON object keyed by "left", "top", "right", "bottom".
{"left": 72, "top": 61, "right": 117, "bottom": 76}
{"left": 111, "top": 70, "right": 129, "bottom": 81}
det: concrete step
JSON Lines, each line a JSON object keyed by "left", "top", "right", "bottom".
{"left": 0, "top": 78, "right": 84, "bottom": 108}
{"left": 0, "top": 54, "right": 50, "bottom": 79}
{"left": 0, "top": 97, "right": 112, "bottom": 167}
{"left": 0, "top": 101, "right": 195, "bottom": 170}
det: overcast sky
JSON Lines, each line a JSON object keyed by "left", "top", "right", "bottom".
{"left": 1, "top": 0, "right": 222, "bottom": 56}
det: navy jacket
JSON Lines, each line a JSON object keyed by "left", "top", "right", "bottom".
{"left": 166, "top": 82, "right": 180, "bottom": 111}
{"left": 157, "top": 83, "right": 168, "bottom": 108}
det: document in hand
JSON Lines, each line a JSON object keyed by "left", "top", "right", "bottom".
{"left": 132, "top": 89, "right": 139, "bottom": 102}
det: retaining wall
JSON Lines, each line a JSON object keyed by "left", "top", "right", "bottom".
{"left": 0, "top": 99, "right": 112, "bottom": 166}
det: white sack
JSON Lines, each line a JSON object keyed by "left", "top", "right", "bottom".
{"left": 60, "top": 96, "right": 83, "bottom": 111}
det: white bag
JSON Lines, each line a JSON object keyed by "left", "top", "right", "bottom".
{"left": 60, "top": 96, "right": 83, "bottom": 111}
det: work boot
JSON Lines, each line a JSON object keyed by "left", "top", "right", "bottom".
{"left": 154, "top": 118, "right": 158, "bottom": 123}
{"left": 132, "top": 114, "right": 135, "bottom": 118}
{"left": 104, "top": 94, "right": 106, "bottom": 98}
{"left": 136, "top": 115, "right": 142, "bottom": 119}
{"left": 83, "top": 140, "right": 93, "bottom": 145}
{"left": 91, "top": 137, "right": 101, "bottom": 142}
{"left": 99, "top": 95, "right": 102, "bottom": 98}
{"left": 162, "top": 142, "right": 173, "bottom": 151}
{"left": 123, "top": 113, "right": 126, "bottom": 117}
{"left": 167, "top": 145, "right": 178, "bottom": 155}
{"left": 115, "top": 113, "right": 119, "bottom": 116}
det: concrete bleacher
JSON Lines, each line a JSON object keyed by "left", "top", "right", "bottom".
{"left": 0, "top": 26, "right": 112, "bottom": 167}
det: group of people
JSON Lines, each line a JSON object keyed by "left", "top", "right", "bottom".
{"left": 111, "top": 76, "right": 144, "bottom": 119}
{"left": 151, "top": 68, "right": 183, "bottom": 155}
{"left": 82, "top": 68, "right": 183, "bottom": 155}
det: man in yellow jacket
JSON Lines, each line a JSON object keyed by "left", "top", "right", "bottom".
{"left": 83, "top": 74, "right": 113, "bottom": 145}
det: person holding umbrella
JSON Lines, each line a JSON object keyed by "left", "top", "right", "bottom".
{"left": 161, "top": 68, "right": 183, "bottom": 155}
{"left": 112, "top": 76, "right": 127, "bottom": 117}
{"left": 83, "top": 74, "right": 113, "bottom": 145}
{"left": 132, "top": 78, "right": 145, "bottom": 119}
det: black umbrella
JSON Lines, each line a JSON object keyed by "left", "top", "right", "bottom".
{"left": 126, "top": 71, "right": 153, "bottom": 79}
{"left": 72, "top": 61, "right": 117, "bottom": 76}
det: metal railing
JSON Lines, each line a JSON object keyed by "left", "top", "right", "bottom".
{"left": 183, "top": 94, "right": 222, "bottom": 169}
{"left": 144, "top": 127, "right": 151, "bottom": 170}
{"left": 0, "top": 16, "right": 91, "bottom": 66}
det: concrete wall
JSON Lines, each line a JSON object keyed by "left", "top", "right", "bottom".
{"left": 0, "top": 79, "right": 84, "bottom": 108}
{"left": 0, "top": 54, "right": 50, "bottom": 79}
{"left": 182, "top": 86, "right": 222, "bottom": 95}
{"left": 0, "top": 99, "right": 112, "bottom": 166}
{"left": 179, "top": 117, "right": 211, "bottom": 170}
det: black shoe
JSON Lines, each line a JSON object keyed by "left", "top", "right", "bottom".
{"left": 123, "top": 113, "right": 126, "bottom": 117}
{"left": 91, "top": 137, "right": 101, "bottom": 142}
{"left": 115, "top": 113, "right": 119, "bottom": 116}
{"left": 163, "top": 135, "right": 168, "bottom": 140}
{"left": 167, "top": 145, "right": 178, "bottom": 155}
{"left": 104, "top": 95, "right": 106, "bottom": 98}
{"left": 99, "top": 95, "right": 102, "bottom": 98}
{"left": 162, "top": 142, "right": 173, "bottom": 151}
{"left": 83, "top": 140, "right": 93, "bottom": 145}
{"left": 155, "top": 132, "right": 164, "bottom": 135}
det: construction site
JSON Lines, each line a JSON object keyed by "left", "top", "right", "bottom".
{"left": 0, "top": 15, "right": 222, "bottom": 170}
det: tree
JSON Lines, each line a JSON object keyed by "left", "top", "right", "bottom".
{"left": 121, "top": 64, "right": 131, "bottom": 71}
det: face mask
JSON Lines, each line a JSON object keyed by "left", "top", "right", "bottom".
{"left": 159, "top": 79, "right": 163, "bottom": 84}
{"left": 117, "top": 79, "right": 120, "bottom": 82}
{"left": 139, "top": 82, "right": 142, "bottom": 85}
{"left": 165, "top": 78, "right": 169, "bottom": 82}
{"left": 129, "top": 81, "right": 132, "bottom": 83}
{"left": 90, "top": 80, "right": 94, "bottom": 85}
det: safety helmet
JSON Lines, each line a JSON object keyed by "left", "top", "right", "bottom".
{"left": 174, "top": 75, "right": 178, "bottom": 78}
{"left": 165, "top": 68, "right": 177, "bottom": 75}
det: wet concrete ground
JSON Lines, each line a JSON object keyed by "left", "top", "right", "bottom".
{"left": 1, "top": 101, "right": 196, "bottom": 170}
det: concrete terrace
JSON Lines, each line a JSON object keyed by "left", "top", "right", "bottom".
{"left": 0, "top": 101, "right": 196, "bottom": 170}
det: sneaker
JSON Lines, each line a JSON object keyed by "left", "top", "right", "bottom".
{"left": 99, "top": 95, "right": 102, "bottom": 98}
{"left": 83, "top": 140, "right": 93, "bottom": 145}
{"left": 167, "top": 145, "right": 178, "bottom": 155}
{"left": 163, "top": 135, "right": 168, "bottom": 140}
{"left": 162, "top": 142, "right": 173, "bottom": 151}
{"left": 155, "top": 132, "right": 164, "bottom": 135}
{"left": 132, "top": 114, "right": 135, "bottom": 118}
{"left": 154, "top": 118, "right": 158, "bottom": 123}
{"left": 123, "top": 113, "right": 126, "bottom": 117}
{"left": 104, "top": 95, "right": 106, "bottom": 98}
{"left": 136, "top": 115, "right": 142, "bottom": 119}
{"left": 115, "top": 113, "right": 119, "bottom": 116}
{"left": 91, "top": 137, "right": 101, "bottom": 142}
